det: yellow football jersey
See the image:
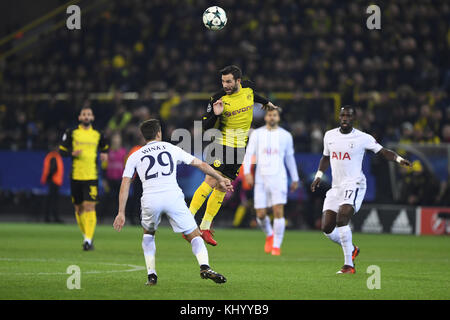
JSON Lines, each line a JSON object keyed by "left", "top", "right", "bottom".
{"left": 59, "top": 125, "right": 109, "bottom": 180}
{"left": 203, "top": 80, "right": 268, "bottom": 148}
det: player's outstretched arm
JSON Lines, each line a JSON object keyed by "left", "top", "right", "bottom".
{"left": 113, "top": 177, "right": 132, "bottom": 232}
{"left": 190, "top": 158, "right": 234, "bottom": 193}
{"left": 311, "top": 155, "right": 330, "bottom": 192}
{"left": 378, "top": 148, "right": 412, "bottom": 167}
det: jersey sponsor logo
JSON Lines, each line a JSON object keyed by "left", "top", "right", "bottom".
{"left": 223, "top": 105, "right": 253, "bottom": 118}
{"left": 331, "top": 151, "right": 351, "bottom": 160}
{"left": 262, "top": 147, "right": 279, "bottom": 155}
{"left": 74, "top": 141, "right": 97, "bottom": 146}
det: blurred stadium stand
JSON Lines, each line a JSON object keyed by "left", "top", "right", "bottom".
{"left": 0, "top": 0, "right": 449, "bottom": 229}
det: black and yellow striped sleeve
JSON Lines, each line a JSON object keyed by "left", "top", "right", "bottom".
{"left": 202, "top": 90, "right": 225, "bottom": 130}
{"left": 59, "top": 128, "right": 72, "bottom": 157}
{"left": 242, "top": 80, "right": 269, "bottom": 105}
{"left": 99, "top": 131, "right": 109, "bottom": 153}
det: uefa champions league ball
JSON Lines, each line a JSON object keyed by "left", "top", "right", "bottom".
{"left": 203, "top": 6, "right": 227, "bottom": 31}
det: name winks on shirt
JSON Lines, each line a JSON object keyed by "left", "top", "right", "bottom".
{"left": 141, "top": 144, "right": 166, "bottom": 154}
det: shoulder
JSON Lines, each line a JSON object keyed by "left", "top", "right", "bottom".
{"left": 324, "top": 128, "right": 338, "bottom": 138}
{"left": 278, "top": 127, "right": 290, "bottom": 135}
{"left": 210, "top": 89, "right": 226, "bottom": 101}
{"left": 355, "top": 129, "right": 374, "bottom": 140}
{"left": 241, "top": 80, "right": 255, "bottom": 90}
{"left": 61, "top": 127, "right": 76, "bottom": 140}
{"left": 91, "top": 126, "right": 104, "bottom": 136}
{"left": 64, "top": 127, "right": 77, "bottom": 134}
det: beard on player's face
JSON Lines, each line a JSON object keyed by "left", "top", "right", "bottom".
{"left": 80, "top": 118, "right": 93, "bottom": 126}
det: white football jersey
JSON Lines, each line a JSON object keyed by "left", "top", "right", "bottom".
{"left": 323, "top": 128, "right": 382, "bottom": 187}
{"left": 122, "top": 141, "right": 195, "bottom": 195}
{"left": 243, "top": 126, "right": 299, "bottom": 184}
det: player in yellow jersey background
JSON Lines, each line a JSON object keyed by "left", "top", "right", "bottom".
{"left": 189, "top": 65, "right": 278, "bottom": 245}
{"left": 59, "top": 106, "right": 109, "bottom": 250}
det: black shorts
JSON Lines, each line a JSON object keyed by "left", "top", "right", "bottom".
{"left": 71, "top": 179, "right": 98, "bottom": 204}
{"left": 204, "top": 143, "right": 246, "bottom": 180}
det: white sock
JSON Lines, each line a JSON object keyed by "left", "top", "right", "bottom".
{"left": 337, "top": 225, "right": 354, "bottom": 267}
{"left": 273, "top": 218, "right": 285, "bottom": 249}
{"left": 256, "top": 216, "right": 273, "bottom": 237}
{"left": 324, "top": 228, "right": 341, "bottom": 245}
{"left": 191, "top": 236, "right": 209, "bottom": 267}
{"left": 84, "top": 238, "right": 92, "bottom": 245}
{"left": 142, "top": 234, "right": 156, "bottom": 275}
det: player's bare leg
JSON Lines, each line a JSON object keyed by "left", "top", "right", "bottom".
{"left": 184, "top": 228, "right": 226, "bottom": 284}
{"left": 256, "top": 208, "right": 273, "bottom": 253}
{"left": 271, "top": 204, "right": 285, "bottom": 255}
{"left": 336, "top": 204, "right": 359, "bottom": 274}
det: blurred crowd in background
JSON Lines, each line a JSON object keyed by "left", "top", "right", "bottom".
{"left": 0, "top": 0, "right": 450, "bottom": 221}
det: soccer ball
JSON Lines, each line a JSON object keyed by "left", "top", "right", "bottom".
{"left": 203, "top": 6, "right": 227, "bottom": 31}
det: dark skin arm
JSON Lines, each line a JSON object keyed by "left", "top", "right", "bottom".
{"left": 310, "top": 155, "right": 330, "bottom": 192}
{"left": 377, "top": 148, "right": 412, "bottom": 167}
{"left": 310, "top": 148, "right": 412, "bottom": 193}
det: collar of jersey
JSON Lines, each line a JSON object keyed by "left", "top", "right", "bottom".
{"left": 228, "top": 84, "right": 243, "bottom": 96}
{"left": 78, "top": 124, "right": 93, "bottom": 131}
{"left": 146, "top": 141, "right": 158, "bottom": 145}
{"left": 339, "top": 128, "right": 355, "bottom": 135}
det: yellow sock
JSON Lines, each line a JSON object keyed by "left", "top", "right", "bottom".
{"left": 233, "top": 205, "right": 247, "bottom": 227}
{"left": 189, "top": 182, "right": 213, "bottom": 216}
{"left": 200, "top": 189, "right": 226, "bottom": 230}
{"left": 82, "top": 210, "right": 97, "bottom": 241}
{"left": 75, "top": 212, "right": 85, "bottom": 237}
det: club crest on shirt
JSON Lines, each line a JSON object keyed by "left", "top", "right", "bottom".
{"left": 213, "top": 159, "right": 222, "bottom": 167}
{"left": 349, "top": 142, "right": 354, "bottom": 149}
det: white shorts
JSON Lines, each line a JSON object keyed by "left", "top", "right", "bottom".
{"left": 140, "top": 192, "right": 198, "bottom": 234}
{"left": 254, "top": 179, "right": 288, "bottom": 209}
{"left": 322, "top": 184, "right": 366, "bottom": 214}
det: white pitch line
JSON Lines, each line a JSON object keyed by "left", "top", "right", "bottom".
{"left": 0, "top": 257, "right": 145, "bottom": 275}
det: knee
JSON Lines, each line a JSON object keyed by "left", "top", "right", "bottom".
{"left": 336, "top": 206, "right": 353, "bottom": 227}
{"left": 185, "top": 228, "right": 202, "bottom": 242}
{"left": 256, "top": 210, "right": 266, "bottom": 219}
{"left": 321, "top": 224, "right": 334, "bottom": 234}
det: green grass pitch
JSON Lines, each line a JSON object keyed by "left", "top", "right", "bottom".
{"left": 0, "top": 222, "right": 449, "bottom": 300}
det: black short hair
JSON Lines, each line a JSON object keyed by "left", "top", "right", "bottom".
{"left": 265, "top": 107, "right": 282, "bottom": 115}
{"left": 140, "top": 119, "right": 161, "bottom": 140}
{"left": 220, "top": 65, "right": 242, "bottom": 80}
{"left": 340, "top": 105, "right": 356, "bottom": 115}
{"left": 79, "top": 106, "right": 93, "bottom": 115}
